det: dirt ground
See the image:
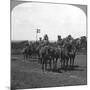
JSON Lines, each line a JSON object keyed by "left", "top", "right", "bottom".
{"left": 11, "top": 54, "right": 87, "bottom": 89}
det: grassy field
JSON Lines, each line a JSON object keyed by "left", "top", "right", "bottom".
{"left": 11, "top": 54, "right": 87, "bottom": 89}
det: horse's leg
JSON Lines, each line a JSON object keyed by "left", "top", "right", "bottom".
{"left": 72, "top": 56, "right": 75, "bottom": 67}
{"left": 39, "top": 57, "right": 41, "bottom": 64}
{"left": 38, "top": 55, "right": 40, "bottom": 63}
{"left": 60, "top": 57, "right": 63, "bottom": 69}
{"left": 63, "top": 59, "right": 65, "bottom": 68}
{"left": 24, "top": 55, "right": 26, "bottom": 61}
{"left": 49, "top": 59, "right": 52, "bottom": 70}
{"left": 39, "top": 55, "right": 42, "bottom": 64}
{"left": 42, "top": 59, "right": 44, "bottom": 71}
{"left": 71, "top": 56, "right": 74, "bottom": 69}
{"left": 26, "top": 54, "right": 28, "bottom": 60}
{"left": 61, "top": 58, "right": 64, "bottom": 69}
{"left": 23, "top": 54, "right": 25, "bottom": 61}
{"left": 70, "top": 57, "right": 72, "bottom": 67}
{"left": 45, "top": 60, "right": 47, "bottom": 70}
{"left": 40, "top": 58, "right": 42, "bottom": 64}
{"left": 66, "top": 57, "right": 69, "bottom": 71}
{"left": 61, "top": 59, "right": 63, "bottom": 68}
{"left": 54, "top": 58, "right": 57, "bottom": 70}
{"left": 66, "top": 59, "right": 68, "bottom": 67}
{"left": 54, "top": 58, "right": 56, "bottom": 69}
{"left": 23, "top": 53, "right": 26, "bottom": 61}
{"left": 24, "top": 54, "right": 27, "bottom": 61}
{"left": 27, "top": 54, "right": 29, "bottom": 60}
{"left": 72, "top": 58, "right": 74, "bottom": 67}
{"left": 66, "top": 58, "right": 69, "bottom": 67}
{"left": 53, "top": 58, "right": 55, "bottom": 70}
{"left": 55, "top": 58, "right": 58, "bottom": 69}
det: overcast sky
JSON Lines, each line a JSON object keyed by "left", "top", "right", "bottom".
{"left": 11, "top": 3, "right": 86, "bottom": 41}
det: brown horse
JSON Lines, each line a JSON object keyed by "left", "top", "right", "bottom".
{"left": 22, "top": 46, "right": 30, "bottom": 60}
{"left": 39, "top": 45, "right": 52, "bottom": 71}
{"left": 51, "top": 46, "right": 61, "bottom": 70}
{"left": 60, "top": 47, "right": 69, "bottom": 68}
{"left": 22, "top": 45, "right": 34, "bottom": 60}
{"left": 68, "top": 46, "right": 77, "bottom": 67}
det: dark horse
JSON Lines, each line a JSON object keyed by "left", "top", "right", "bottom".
{"left": 22, "top": 45, "right": 33, "bottom": 60}
{"left": 64, "top": 40, "right": 78, "bottom": 67}
{"left": 60, "top": 40, "right": 74, "bottom": 69}
{"left": 68, "top": 39, "right": 81, "bottom": 67}
{"left": 50, "top": 46, "right": 61, "bottom": 70}
{"left": 60, "top": 47, "right": 69, "bottom": 68}
{"left": 68, "top": 46, "right": 77, "bottom": 67}
{"left": 22, "top": 46, "right": 29, "bottom": 60}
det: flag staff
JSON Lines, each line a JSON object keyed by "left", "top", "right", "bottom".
{"left": 36, "top": 29, "right": 37, "bottom": 41}
{"left": 36, "top": 28, "right": 40, "bottom": 42}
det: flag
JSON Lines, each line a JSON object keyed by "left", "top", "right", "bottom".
{"left": 37, "top": 29, "right": 40, "bottom": 33}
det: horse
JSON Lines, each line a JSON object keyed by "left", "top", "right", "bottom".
{"left": 60, "top": 47, "right": 69, "bottom": 69}
{"left": 39, "top": 45, "right": 52, "bottom": 71}
{"left": 22, "top": 46, "right": 30, "bottom": 60}
{"left": 67, "top": 39, "right": 81, "bottom": 67}
{"left": 50, "top": 46, "right": 61, "bottom": 70}
{"left": 68, "top": 46, "right": 77, "bottom": 67}
{"left": 63, "top": 39, "right": 78, "bottom": 68}
{"left": 59, "top": 38, "right": 73, "bottom": 68}
{"left": 22, "top": 45, "right": 34, "bottom": 60}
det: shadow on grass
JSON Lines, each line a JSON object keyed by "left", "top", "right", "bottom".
{"left": 47, "top": 65, "right": 84, "bottom": 73}
{"left": 46, "top": 68, "right": 63, "bottom": 73}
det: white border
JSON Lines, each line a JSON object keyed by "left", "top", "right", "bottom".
{"left": 0, "top": 0, "right": 10, "bottom": 90}
{"left": 0, "top": 0, "right": 89, "bottom": 90}
{"left": 20, "top": 0, "right": 87, "bottom": 5}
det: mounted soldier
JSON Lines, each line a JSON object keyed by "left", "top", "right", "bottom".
{"left": 36, "top": 34, "right": 50, "bottom": 63}
{"left": 60, "top": 35, "right": 75, "bottom": 68}
{"left": 63, "top": 35, "right": 74, "bottom": 52}
{"left": 57, "top": 35, "right": 63, "bottom": 47}
{"left": 43, "top": 34, "right": 49, "bottom": 46}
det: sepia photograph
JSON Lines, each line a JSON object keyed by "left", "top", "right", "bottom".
{"left": 11, "top": 0, "right": 87, "bottom": 89}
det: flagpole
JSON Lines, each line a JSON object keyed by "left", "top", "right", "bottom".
{"left": 36, "top": 29, "right": 38, "bottom": 42}
{"left": 36, "top": 28, "right": 40, "bottom": 42}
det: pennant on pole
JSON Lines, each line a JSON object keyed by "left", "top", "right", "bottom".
{"left": 37, "top": 29, "right": 40, "bottom": 33}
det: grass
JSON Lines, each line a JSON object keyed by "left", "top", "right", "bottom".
{"left": 11, "top": 54, "right": 87, "bottom": 89}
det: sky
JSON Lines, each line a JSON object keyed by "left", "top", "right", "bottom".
{"left": 11, "top": 2, "right": 86, "bottom": 41}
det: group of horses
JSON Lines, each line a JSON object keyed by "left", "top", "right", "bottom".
{"left": 22, "top": 39, "right": 80, "bottom": 71}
